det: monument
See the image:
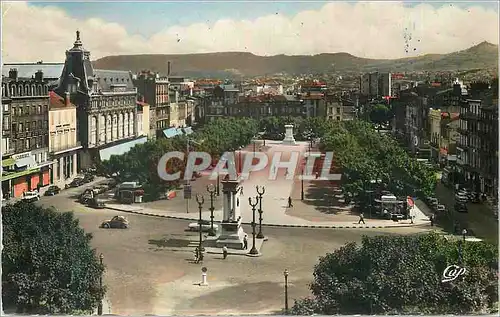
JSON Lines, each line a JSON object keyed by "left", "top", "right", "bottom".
{"left": 282, "top": 124, "right": 297, "bottom": 145}
{"left": 215, "top": 174, "right": 247, "bottom": 249}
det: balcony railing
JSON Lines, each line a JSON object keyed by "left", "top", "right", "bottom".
{"left": 49, "top": 141, "right": 82, "bottom": 154}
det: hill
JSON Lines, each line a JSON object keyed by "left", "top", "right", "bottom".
{"left": 92, "top": 42, "right": 498, "bottom": 77}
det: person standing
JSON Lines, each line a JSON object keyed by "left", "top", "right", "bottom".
{"left": 358, "top": 212, "right": 365, "bottom": 224}
{"left": 243, "top": 235, "right": 248, "bottom": 250}
{"left": 222, "top": 245, "right": 228, "bottom": 259}
{"left": 288, "top": 196, "right": 293, "bottom": 208}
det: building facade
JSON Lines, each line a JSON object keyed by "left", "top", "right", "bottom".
{"left": 1, "top": 70, "right": 53, "bottom": 198}
{"left": 53, "top": 31, "right": 146, "bottom": 167}
{"left": 359, "top": 72, "right": 392, "bottom": 99}
{"left": 48, "top": 92, "right": 81, "bottom": 188}
{"left": 134, "top": 70, "right": 170, "bottom": 137}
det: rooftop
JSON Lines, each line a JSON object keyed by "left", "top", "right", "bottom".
{"left": 2, "top": 63, "right": 64, "bottom": 79}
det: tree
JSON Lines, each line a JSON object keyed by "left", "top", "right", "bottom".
{"left": 368, "top": 103, "right": 391, "bottom": 126}
{"left": 290, "top": 233, "right": 498, "bottom": 315}
{"left": 2, "top": 202, "right": 106, "bottom": 314}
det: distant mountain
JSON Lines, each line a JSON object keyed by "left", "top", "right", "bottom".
{"left": 92, "top": 42, "right": 498, "bottom": 77}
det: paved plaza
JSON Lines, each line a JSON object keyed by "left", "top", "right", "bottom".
{"left": 107, "top": 141, "right": 430, "bottom": 228}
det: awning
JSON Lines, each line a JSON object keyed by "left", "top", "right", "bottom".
{"left": 163, "top": 127, "right": 183, "bottom": 138}
{"left": 99, "top": 137, "right": 147, "bottom": 161}
{"left": 1, "top": 167, "right": 40, "bottom": 181}
{"left": 2, "top": 158, "right": 15, "bottom": 167}
{"left": 15, "top": 156, "right": 36, "bottom": 168}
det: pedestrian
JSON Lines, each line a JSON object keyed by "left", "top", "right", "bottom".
{"left": 358, "top": 212, "right": 365, "bottom": 224}
{"left": 243, "top": 235, "right": 248, "bottom": 250}
{"left": 288, "top": 196, "right": 293, "bottom": 208}
{"left": 240, "top": 187, "right": 243, "bottom": 196}
{"left": 222, "top": 245, "right": 228, "bottom": 259}
{"left": 430, "top": 215, "right": 434, "bottom": 226}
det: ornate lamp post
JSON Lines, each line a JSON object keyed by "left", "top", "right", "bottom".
{"left": 462, "top": 228, "right": 467, "bottom": 242}
{"left": 256, "top": 185, "right": 265, "bottom": 238}
{"left": 196, "top": 194, "right": 205, "bottom": 252}
{"left": 206, "top": 184, "right": 217, "bottom": 236}
{"left": 98, "top": 253, "right": 104, "bottom": 315}
{"left": 248, "top": 196, "right": 259, "bottom": 255}
{"left": 284, "top": 269, "right": 289, "bottom": 314}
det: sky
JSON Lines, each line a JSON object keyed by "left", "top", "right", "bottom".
{"left": 1, "top": 1, "right": 499, "bottom": 62}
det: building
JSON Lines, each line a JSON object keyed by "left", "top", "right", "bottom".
{"left": 456, "top": 82, "right": 498, "bottom": 196}
{"left": 325, "top": 95, "right": 357, "bottom": 121}
{"left": 136, "top": 100, "right": 151, "bottom": 137}
{"left": 359, "top": 72, "right": 391, "bottom": 99}
{"left": 1, "top": 70, "right": 53, "bottom": 198}
{"left": 203, "top": 84, "right": 240, "bottom": 122}
{"left": 428, "top": 109, "right": 459, "bottom": 164}
{"left": 133, "top": 70, "right": 169, "bottom": 137}
{"left": 48, "top": 92, "right": 82, "bottom": 188}
{"left": 52, "top": 31, "right": 146, "bottom": 167}
{"left": 230, "top": 94, "right": 303, "bottom": 119}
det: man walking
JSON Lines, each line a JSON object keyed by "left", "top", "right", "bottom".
{"left": 288, "top": 196, "right": 293, "bottom": 208}
{"left": 222, "top": 245, "right": 228, "bottom": 259}
{"left": 358, "top": 212, "right": 365, "bottom": 224}
{"left": 243, "top": 235, "right": 248, "bottom": 250}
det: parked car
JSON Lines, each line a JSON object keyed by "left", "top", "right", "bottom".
{"left": 187, "top": 220, "right": 219, "bottom": 232}
{"left": 44, "top": 185, "right": 61, "bottom": 196}
{"left": 435, "top": 204, "right": 446, "bottom": 213}
{"left": 92, "top": 185, "right": 108, "bottom": 194}
{"left": 426, "top": 197, "right": 438, "bottom": 207}
{"left": 88, "top": 198, "right": 106, "bottom": 209}
{"left": 455, "top": 192, "right": 469, "bottom": 203}
{"left": 83, "top": 174, "right": 95, "bottom": 183}
{"left": 67, "top": 177, "right": 84, "bottom": 188}
{"left": 21, "top": 191, "right": 40, "bottom": 203}
{"left": 101, "top": 215, "right": 129, "bottom": 229}
{"left": 455, "top": 203, "right": 468, "bottom": 213}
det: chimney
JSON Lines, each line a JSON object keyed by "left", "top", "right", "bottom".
{"left": 35, "top": 70, "right": 44, "bottom": 82}
{"left": 167, "top": 61, "right": 171, "bottom": 76}
{"left": 9, "top": 68, "right": 18, "bottom": 80}
{"left": 65, "top": 92, "right": 70, "bottom": 106}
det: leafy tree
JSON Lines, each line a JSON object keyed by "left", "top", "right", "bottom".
{"left": 290, "top": 232, "right": 498, "bottom": 315}
{"left": 2, "top": 202, "right": 105, "bottom": 314}
{"left": 368, "top": 103, "right": 391, "bottom": 126}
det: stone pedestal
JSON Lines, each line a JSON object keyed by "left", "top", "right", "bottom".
{"left": 282, "top": 124, "right": 296, "bottom": 145}
{"left": 215, "top": 175, "right": 246, "bottom": 249}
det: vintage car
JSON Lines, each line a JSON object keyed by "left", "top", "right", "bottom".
{"left": 101, "top": 216, "right": 129, "bottom": 229}
{"left": 187, "top": 220, "right": 218, "bottom": 232}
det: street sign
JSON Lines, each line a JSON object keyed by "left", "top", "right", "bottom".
{"left": 184, "top": 185, "right": 192, "bottom": 199}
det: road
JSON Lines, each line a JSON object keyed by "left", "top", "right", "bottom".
{"left": 34, "top": 190, "right": 430, "bottom": 315}
{"left": 434, "top": 182, "right": 498, "bottom": 244}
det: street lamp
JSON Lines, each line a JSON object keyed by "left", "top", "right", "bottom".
{"left": 462, "top": 228, "right": 467, "bottom": 242}
{"left": 196, "top": 194, "right": 205, "bottom": 252}
{"left": 248, "top": 196, "right": 259, "bottom": 255}
{"left": 256, "top": 185, "right": 265, "bottom": 239}
{"left": 301, "top": 168, "right": 304, "bottom": 201}
{"left": 284, "top": 269, "right": 289, "bottom": 314}
{"left": 98, "top": 253, "right": 104, "bottom": 315}
{"left": 206, "top": 184, "right": 217, "bottom": 236}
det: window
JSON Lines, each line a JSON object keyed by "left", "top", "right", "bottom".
{"left": 18, "top": 123, "right": 23, "bottom": 132}
{"left": 336, "top": 107, "right": 341, "bottom": 114}
{"left": 3, "top": 116, "right": 9, "bottom": 130}
{"left": 38, "top": 120, "right": 43, "bottom": 129}
{"left": 18, "top": 107, "right": 22, "bottom": 116}
{"left": 3, "top": 104, "right": 8, "bottom": 112}
{"left": 26, "top": 122, "right": 30, "bottom": 130}
{"left": 26, "top": 138, "right": 30, "bottom": 149}
{"left": 336, "top": 116, "right": 341, "bottom": 121}
{"left": 11, "top": 123, "right": 16, "bottom": 132}
{"left": 37, "top": 136, "right": 42, "bottom": 148}
{"left": 43, "top": 105, "right": 48, "bottom": 113}
{"left": 32, "top": 121, "right": 36, "bottom": 129}
{"left": 37, "top": 105, "right": 41, "bottom": 114}
{"left": 43, "top": 120, "right": 48, "bottom": 129}
{"left": 32, "top": 105, "right": 36, "bottom": 114}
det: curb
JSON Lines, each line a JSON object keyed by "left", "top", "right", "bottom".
{"left": 105, "top": 207, "right": 430, "bottom": 229}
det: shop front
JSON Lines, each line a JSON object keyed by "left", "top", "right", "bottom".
{"left": 1, "top": 152, "right": 51, "bottom": 198}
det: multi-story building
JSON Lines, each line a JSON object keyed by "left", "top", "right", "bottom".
{"left": 325, "top": 95, "right": 357, "bottom": 121}
{"left": 456, "top": 81, "right": 498, "bottom": 196}
{"left": 359, "top": 72, "right": 391, "bottom": 99}
{"left": 203, "top": 84, "right": 240, "bottom": 122}
{"left": 1, "top": 69, "right": 53, "bottom": 198}
{"left": 136, "top": 100, "right": 151, "bottom": 137}
{"left": 52, "top": 31, "right": 146, "bottom": 167}
{"left": 428, "top": 108, "right": 459, "bottom": 164}
{"left": 229, "top": 94, "right": 304, "bottom": 119}
{"left": 133, "top": 70, "right": 169, "bottom": 137}
{"left": 48, "top": 92, "right": 82, "bottom": 188}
